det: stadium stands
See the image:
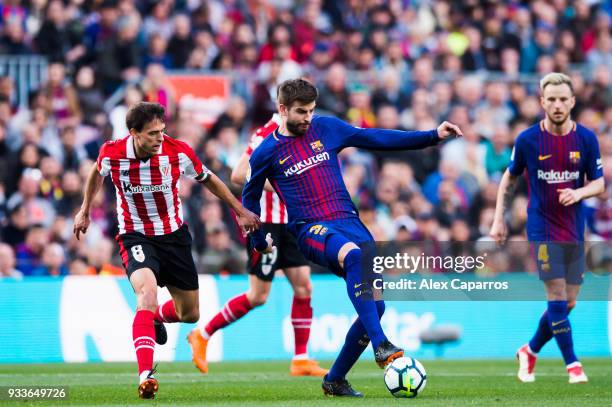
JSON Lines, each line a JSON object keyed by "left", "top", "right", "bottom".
{"left": 0, "top": 0, "right": 610, "bottom": 277}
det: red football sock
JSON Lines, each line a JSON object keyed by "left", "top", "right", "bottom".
{"left": 291, "top": 296, "right": 312, "bottom": 356}
{"left": 155, "top": 299, "right": 180, "bottom": 323}
{"left": 133, "top": 309, "right": 155, "bottom": 374}
{"left": 203, "top": 293, "right": 253, "bottom": 337}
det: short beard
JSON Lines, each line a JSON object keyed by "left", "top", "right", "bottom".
{"left": 286, "top": 120, "right": 308, "bottom": 136}
{"left": 548, "top": 112, "right": 570, "bottom": 126}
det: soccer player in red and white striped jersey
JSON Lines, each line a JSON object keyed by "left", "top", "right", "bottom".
{"left": 246, "top": 115, "right": 288, "bottom": 224}
{"left": 96, "top": 122, "right": 209, "bottom": 236}
{"left": 188, "top": 114, "right": 328, "bottom": 377}
{"left": 73, "top": 102, "right": 262, "bottom": 399}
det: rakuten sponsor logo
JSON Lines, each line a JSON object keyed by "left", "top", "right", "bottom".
{"left": 283, "top": 152, "right": 330, "bottom": 177}
{"left": 537, "top": 169, "right": 580, "bottom": 184}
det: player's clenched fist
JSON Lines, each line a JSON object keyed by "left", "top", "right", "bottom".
{"left": 436, "top": 121, "right": 463, "bottom": 140}
{"left": 489, "top": 218, "right": 508, "bottom": 245}
{"left": 557, "top": 188, "right": 582, "bottom": 206}
{"left": 73, "top": 209, "right": 90, "bottom": 240}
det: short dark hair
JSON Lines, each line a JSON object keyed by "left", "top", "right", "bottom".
{"left": 126, "top": 102, "right": 165, "bottom": 132}
{"left": 277, "top": 78, "right": 318, "bottom": 108}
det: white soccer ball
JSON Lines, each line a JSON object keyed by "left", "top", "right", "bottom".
{"left": 383, "top": 356, "right": 427, "bottom": 398}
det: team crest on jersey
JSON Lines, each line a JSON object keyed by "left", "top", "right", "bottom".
{"left": 310, "top": 140, "right": 324, "bottom": 153}
{"left": 160, "top": 164, "right": 170, "bottom": 177}
{"left": 569, "top": 151, "right": 580, "bottom": 164}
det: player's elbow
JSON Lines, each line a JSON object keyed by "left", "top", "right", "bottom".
{"left": 596, "top": 178, "right": 606, "bottom": 195}
{"left": 230, "top": 169, "right": 245, "bottom": 187}
{"left": 505, "top": 170, "right": 517, "bottom": 184}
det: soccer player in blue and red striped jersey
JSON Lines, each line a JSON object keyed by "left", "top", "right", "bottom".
{"left": 242, "top": 79, "right": 462, "bottom": 397}
{"left": 491, "top": 73, "right": 605, "bottom": 384}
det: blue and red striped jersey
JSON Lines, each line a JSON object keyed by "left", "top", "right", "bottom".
{"left": 242, "top": 115, "right": 439, "bottom": 248}
{"left": 508, "top": 121, "right": 603, "bottom": 242}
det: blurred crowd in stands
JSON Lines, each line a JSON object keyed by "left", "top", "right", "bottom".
{"left": 0, "top": 0, "right": 610, "bottom": 278}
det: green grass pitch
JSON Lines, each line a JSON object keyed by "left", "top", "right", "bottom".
{"left": 1, "top": 359, "right": 610, "bottom": 406}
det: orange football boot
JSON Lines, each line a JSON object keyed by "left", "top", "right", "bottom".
{"left": 187, "top": 328, "right": 209, "bottom": 373}
{"left": 290, "top": 359, "right": 329, "bottom": 377}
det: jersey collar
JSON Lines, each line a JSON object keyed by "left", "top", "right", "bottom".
{"left": 540, "top": 120, "right": 576, "bottom": 136}
{"left": 127, "top": 136, "right": 136, "bottom": 159}
{"left": 126, "top": 135, "right": 164, "bottom": 159}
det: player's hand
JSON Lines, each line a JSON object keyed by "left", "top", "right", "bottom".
{"left": 73, "top": 209, "right": 90, "bottom": 240}
{"left": 436, "top": 121, "right": 463, "bottom": 140}
{"left": 557, "top": 188, "right": 582, "bottom": 206}
{"left": 260, "top": 232, "right": 275, "bottom": 254}
{"left": 489, "top": 218, "right": 508, "bottom": 245}
{"left": 237, "top": 208, "right": 261, "bottom": 234}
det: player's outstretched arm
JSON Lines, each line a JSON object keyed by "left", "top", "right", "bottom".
{"left": 73, "top": 163, "right": 104, "bottom": 240}
{"left": 200, "top": 173, "right": 261, "bottom": 233}
{"left": 327, "top": 116, "right": 462, "bottom": 151}
{"left": 490, "top": 169, "right": 519, "bottom": 244}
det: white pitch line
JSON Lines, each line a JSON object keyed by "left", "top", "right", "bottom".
{"left": 0, "top": 371, "right": 571, "bottom": 379}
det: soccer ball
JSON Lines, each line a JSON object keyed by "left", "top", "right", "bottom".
{"left": 383, "top": 357, "right": 427, "bottom": 398}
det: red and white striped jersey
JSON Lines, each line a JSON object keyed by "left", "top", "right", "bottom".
{"left": 246, "top": 115, "right": 288, "bottom": 224}
{"left": 97, "top": 135, "right": 211, "bottom": 236}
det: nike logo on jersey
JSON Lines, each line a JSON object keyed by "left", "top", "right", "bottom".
{"left": 538, "top": 154, "right": 552, "bottom": 161}
{"left": 279, "top": 155, "right": 292, "bottom": 164}
{"left": 551, "top": 319, "right": 567, "bottom": 327}
{"left": 354, "top": 283, "right": 362, "bottom": 289}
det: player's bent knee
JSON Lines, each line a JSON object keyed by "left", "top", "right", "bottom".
{"left": 179, "top": 309, "right": 200, "bottom": 323}
{"left": 248, "top": 291, "right": 269, "bottom": 307}
{"left": 138, "top": 289, "right": 158, "bottom": 312}
{"left": 294, "top": 281, "right": 312, "bottom": 298}
{"left": 337, "top": 242, "right": 360, "bottom": 268}
{"left": 250, "top": 297, "right": 267, "bottom": 307}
